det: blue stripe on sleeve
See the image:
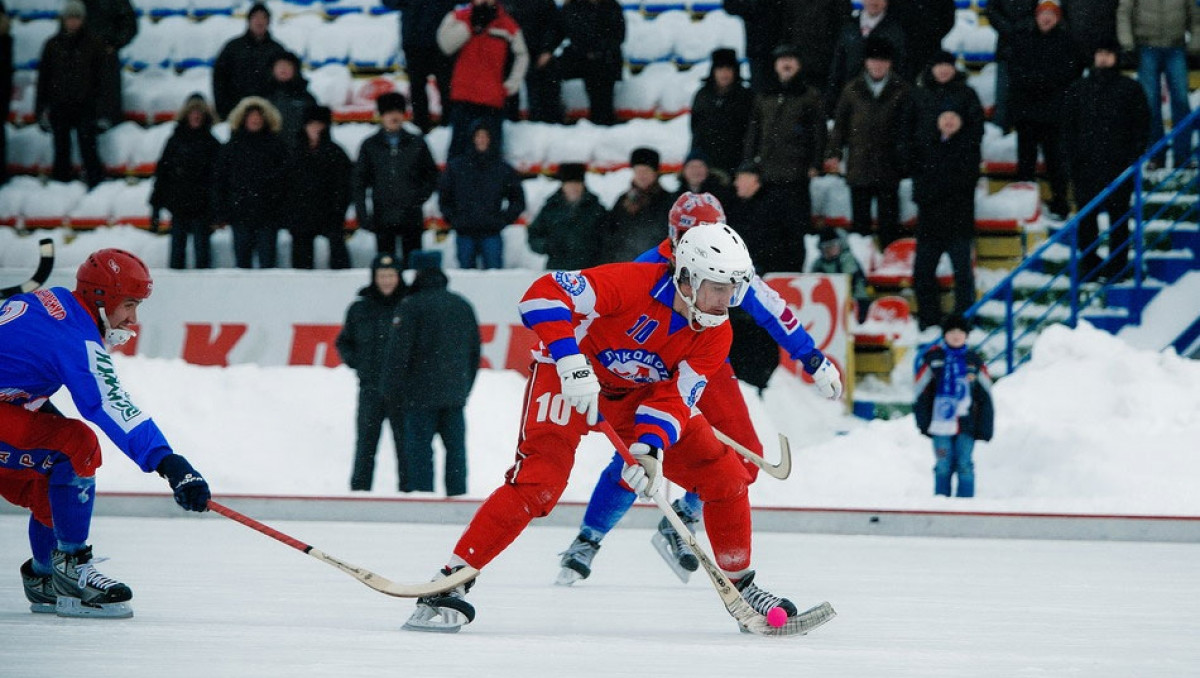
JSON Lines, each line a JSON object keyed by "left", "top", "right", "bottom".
{"left": 634, "top": 412, "right": 678, "bottom": 447}
{"left": 547, "top": 337, "right": 581, "bottom": 361}
{"left": 521, "top": 306, "right": 573, "bottom": 329}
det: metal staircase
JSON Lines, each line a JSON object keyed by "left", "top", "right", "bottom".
{"left": 969, "top": 109, "right": 1200, "bottom": 375}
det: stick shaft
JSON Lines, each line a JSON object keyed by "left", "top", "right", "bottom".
{"left": 208, "top": 500, "right": 312, "bottom": 553}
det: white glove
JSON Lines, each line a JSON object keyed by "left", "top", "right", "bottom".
{"left": 620, "top": 443, "right": 663, "bottom": 499}
{"left": 555, "top": 353, "right": 600, "bottom": 425}
{"left": 811, "top": 357, "right": 843, "bottom": 399}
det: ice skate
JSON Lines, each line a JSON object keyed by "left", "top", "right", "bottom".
{"left": 51, "top": 546, "right": 133, "bottom": 619}
{"left": 555, "top": 533, "right": 601, "bottom": 586}
{"left": 733, "top": 570, "right": 836, "bottom": 637}
{"left": 650, "top": 499, "right": 699, "bottom": 583}
{"left": 402, "top": 566, "right": 476, "bottom": 633}
{"left": 21, "top": 559, "right": 56, "bottom": 614}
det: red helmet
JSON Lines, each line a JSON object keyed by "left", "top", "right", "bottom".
{"left": 75, "top": 249, "right": 153, "bottom": 310}
{"left": 668, "top": 192, "right": 726, "bottom": 244}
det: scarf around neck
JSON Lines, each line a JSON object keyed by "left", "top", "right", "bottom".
{"left": 929, "top": 343, "right": 971, "bottom": 436}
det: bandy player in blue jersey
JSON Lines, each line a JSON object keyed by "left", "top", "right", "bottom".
{"left": 404, "top": 223, "right": 818, "bottom": 633}
{"left": 0, "top": 249, "right": 211, "bottom": 618}
{"left": 557, "top": 192, "right": 843, "bottom": 585}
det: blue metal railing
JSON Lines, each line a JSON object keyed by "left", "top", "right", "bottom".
{"left": 967, "top": 107, "right": 1200, "bottom": 375}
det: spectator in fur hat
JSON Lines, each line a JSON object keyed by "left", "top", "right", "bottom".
{"left": 150, "top": 93, "right": 221, "bottom": 269}
{"left": 689, "top": 48, "right": 754, "bottom": 177}
{"left": 353, "top": 92, "right": 439, "bottom": 263}
{"left": 528, "top": 162, "right": 606, "bottom": 269}
{"left": 212, "top": 96, "right": 289, "bottom": 268}
{"left": 36, "top": 0, "right": 108, "bottom": 187}
{"left": 287, "top": 104, "right": 353, "bottom": 269}
{"left": 212, "top": 2, "right": 286, "bottom": 120}
{"left": 601, "top": 147, "right": 674, "bottom": 263}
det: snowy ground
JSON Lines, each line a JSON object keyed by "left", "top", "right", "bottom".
{"left": 1, "top": 515, "right": 1198, "bottom": 677}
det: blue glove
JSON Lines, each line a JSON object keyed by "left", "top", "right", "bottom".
{"left": 157, "top": 454, "right": 211, "bottom": 512}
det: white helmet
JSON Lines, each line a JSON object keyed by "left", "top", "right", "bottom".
{"left": 673, "top": 223, "right": 754, "bottom": 328}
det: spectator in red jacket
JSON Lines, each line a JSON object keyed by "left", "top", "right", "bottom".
{"left": 437, "top": 0, "right": 529, "bottom": 159}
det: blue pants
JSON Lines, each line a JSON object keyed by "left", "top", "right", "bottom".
{"left": 402, "top": 406, "right": 467, "bottom": 496}
{"left": 933, "top": 434, "right": 975, "bottom": 498}
{"left": 578, "top": 453, "right": 703, "bottom": 543}
{"left": 1137, "top": 46, "right": 1193, "bottom": 166}
{"left": 455, "top": 233, "right": 503, "bottom": 270}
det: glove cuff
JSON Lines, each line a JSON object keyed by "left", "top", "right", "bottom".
{"left": 555, "top": 353, "right": 590, "bottom": 377}
{"left": 156, "top": 453, "right": 193, "bottom": 480}
{"left": 800, "top": 349, "right": 826, "bottom": 375}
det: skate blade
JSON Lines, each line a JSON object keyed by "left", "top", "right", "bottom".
{"left": 554, "top": 567, "right": 584, "bottom": 587}
{"left": 742, "top": 601, "right": 837, "bottom": 638}
{"left": 55, "top": 597, "right": 134, "bottom": 619}
{"left": 29, "top": 602, "right": 56, "bottom": 614}
{"left": 402, "top": 605, "right": 468, "bottom": 634}
{"left": 650, "top": 532, "right": 695, "bottom": 584}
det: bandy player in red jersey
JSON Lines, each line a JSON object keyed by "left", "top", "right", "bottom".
{"left": 404, "top": 223, "right": 809, "bottom": 633}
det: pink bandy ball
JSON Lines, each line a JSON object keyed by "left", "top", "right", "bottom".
{"left": 766, "top": 606, "right": 788, "bottom": 628}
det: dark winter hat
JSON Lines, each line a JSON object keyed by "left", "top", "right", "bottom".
{"left": 771, "top": 43, "right": 801, "bottom": 62}
{"left": 710, "top": 48, "right": 739, "bottom": 70}
{"left": 863, "top": 35, "right": 896, "bottom": 62}
{"left": 942, "top": 313, "right": 972, "bottom": 334}
{"left": 61, "top": 0, "right": 86, "bottom": 18}
{"left": 247, "top": 2, "right": 270, "bottom": 19}
{"left": 303, "top": 104, "right": 332, "bottom": 126}
{"left": 818, "top": 228, "right": 843, "bottom": 246}
{"left": 371, "top": 253, "right": 403, "bottom": 274}
{"left": 630, "top": 147, "right": 660, "bottom": 171}
{"left": 557, "top": 162, "right": 587, "bottom": 183}
{"left": 684, "top": 148, "right": 710, "bottom": 166}
{"left": 929, "top": 50, "right": 956, "bottom": 67}
{"left": 734, "top": 158, "right": 762, "bottom": 176}
{"left": 1094, "top": 36, "right": 1122, "bottom": 55}
{"left": 272, "top": 51, "right": 302, "bottom": 71}
{"left": 409, "top": 250, "right": 443, "bottom": 271}
{"left": 376, "top": 91, "right": 407, "bottom": 116}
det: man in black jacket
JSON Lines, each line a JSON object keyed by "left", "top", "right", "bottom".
{"left": 382, "top": 264, "right": 481, "bottom": 496}
{"left": 336, "top": 254, "right": 409, "bottom": 492}
{"left": 288, "top": 105, "right": 353, "bottom": 269}
{"left": 211, "top": 3, "right": 286, "bottom": 120}
{"left": 353, "top": 92, "right": 440, "bottom": 264}
{"left": 383, "top": 0, "right": 458, "bottom": 132}
{"left": 438, "top": 123, "right": 526, "bottom": 269}
{"left": 502, "top": 0, "right": 565, "bottom": 123}
{"left": 82, "top": 0, "right": 136, "bottom": 128}
{"left": 37, "top": 1, "right": 107, "bottom": 187}
{"left": 689, "top": 48, "right": 754, "bottom": 177}
{"left": 550, "top": 0, "right": 624, "bottom": 125}
{"left": 150, "top": 93, "right": 221, "bottom": 269}
{"left": 1062, "top": 39, "right": 1150, "bottom": 281}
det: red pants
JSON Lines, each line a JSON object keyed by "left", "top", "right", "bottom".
{"left": 0, "top": 403, "right": 102, "bottom": 528}
{"left": 453, "top": 363, "right": 754, "bottom": 571}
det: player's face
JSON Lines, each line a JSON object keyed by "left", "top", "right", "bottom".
{"left": 107, "top": 298, "right": 142, "bottom": 329}
{"left": 693, "top": 279, "right": 737, "bottom": 316}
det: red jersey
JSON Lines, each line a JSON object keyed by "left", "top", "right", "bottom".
{"left": 517, "top": 263, "right": 731, "bottom": 450}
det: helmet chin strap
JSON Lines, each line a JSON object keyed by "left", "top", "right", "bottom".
{"left": 99, "top": 305, "right": 136, "bottom": 347}
{"left": 679, "top": 277, "right": 728, "bottom": 331}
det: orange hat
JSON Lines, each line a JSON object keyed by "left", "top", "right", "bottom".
{"left": 1036, "top": 0, "right": 1062, "bottom": 16}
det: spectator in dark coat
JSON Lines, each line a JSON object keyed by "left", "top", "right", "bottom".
{"left": 81, "top": 0, "right": 136, "bottom": 127}
{"left": 0, "top": 6, "right": 14, "bottom": 185}
{"left": 827, "top": 0, "right": 907, "bottom": 113}
{"left": 36, "top": 0, "right": 107, "bottom": 188}
{"left": 382, "top": 265, "right": 481, "bottom": 496}
{"left": 986, "top": 0, "right": 1038, "bottom": 131}
{"left": 551, "top": 0, "right": 625, "bottom": 125}
{"left": 353, "top": 92, "right": 440, "bottom": 263}
{"left": 382, "top": 0, "right": 458, "bottom": 132}
{"left": 744, "top": 44, "right": 827, "bottom": 249}
{"left": 891, "top": 0, "right": 956, "bottom": 82}
{"left": 265, "top": 51, "right": 317, "bottom": 158}
{"left": 601, "top": 147, "right": 674, "bottom": 263}
{"left": 336, "top": 254, "right": 409, "bottom": 492}
{"left": 779, "top": 0, "right": 853, "bottom": 93}
{"left": 287, "top": 105, "right": 353, "bottom": 270}
{"left": 438, "top": 0, "right": 529, "bottom": 159}
{"left": 913, "top": 51, "right": 985, "bottom": 146}
{"left": 150, "top": 93, "right": 221, "bottom": 269}
{"left": 723, "top": 0, "right": 786, "bottom": 91}
{"left": 825, "top": 35, "right": 914, "bottom": 247}
{"left": 914, "top": 314, "right": 994, "bottom": 498}
{"left": 911, "top": 109, "right": 980, "bottom": 330}
{"left": 527, "top": 162, "right": 606, "bottom": 269}
{"left": 1008, "top": 0, "right": 1079, "bottom": 219}
{"left": 689, "top": 48, "right": 754, "bottom": 177}
{"left": 502, "top": 0, "right": 565, "bottom": 123}
{"left": 211, "top": 3, "right": 286, "bottom": 120}
{"left": 438, "top": 123, "right": 526, "bottom": 269}
{"left": 211, "top": 96, "right": 289, "bottom": 268}
{"left": 1062, "top": 39, "right": 1150, "bottom": 281}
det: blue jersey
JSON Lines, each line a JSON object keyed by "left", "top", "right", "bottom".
{"left": 0, "top": 287, "right": 172, "bottom": 472}
{"left": 634, "top": 240, "right": 823, "bottom": 371}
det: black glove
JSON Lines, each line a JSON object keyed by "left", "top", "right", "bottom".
{"left": 157, "top": 454, "right": 211, "bottom": 512}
